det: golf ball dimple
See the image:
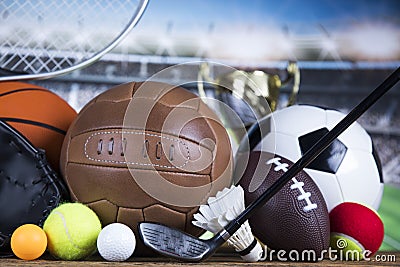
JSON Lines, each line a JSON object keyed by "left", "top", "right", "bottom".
{"left": 97, "top": 223, "right": 136, "bottom": 261}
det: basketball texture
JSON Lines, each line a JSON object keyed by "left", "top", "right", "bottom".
{"left": 0, "top": 82, "right": 77, "bottom": 172}
{"left": 60, "top": 81, "right": 233, "bottom": 255}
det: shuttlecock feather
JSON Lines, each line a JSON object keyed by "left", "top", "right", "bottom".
{"left": 193, "top": 185, "right": 263, "bottom": 262}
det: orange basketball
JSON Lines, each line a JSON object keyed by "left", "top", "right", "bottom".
{"left": 0, "top": 82, "right": 77, "bottom": 172}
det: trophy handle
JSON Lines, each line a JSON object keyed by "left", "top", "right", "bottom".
{"left": 197, "top": 62, "right": 213, "bottom": 100}
{"left": 281, "top": 61, "right": 301, "bottom": 107}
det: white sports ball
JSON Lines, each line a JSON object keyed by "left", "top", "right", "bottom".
{"left": 97, "top": 223, "right": 136, "bottom": 261}
{"left": 245, "top": 105, "right": 384, "bottom": 212}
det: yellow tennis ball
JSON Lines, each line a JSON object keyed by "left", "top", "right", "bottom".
{"left": 43, "top": 203, "right": 101, "bottom": 260}
{"left": 330, "top": 234, "right": 364, "bottom": 260}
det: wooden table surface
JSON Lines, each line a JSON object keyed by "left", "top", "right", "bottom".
{"left": 1, "top": 252, "right": 399, "bottom": 266}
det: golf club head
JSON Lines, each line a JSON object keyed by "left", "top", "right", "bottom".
{"left": 138, "top": 222, "right": 219, "bottom": 262}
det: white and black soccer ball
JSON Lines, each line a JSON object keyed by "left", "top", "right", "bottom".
{"left": 239, "top": 105, "right": 384, "bottom": 212}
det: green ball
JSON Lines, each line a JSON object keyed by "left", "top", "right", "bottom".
{"left": 43, "top": 203, "right": 102, "bottom": 260}
{"left": 330, "top": 233, "right": 364, "bottom": 260}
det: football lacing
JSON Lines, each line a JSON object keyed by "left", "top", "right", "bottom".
{"left": 93, "top": 134, "right": 179, "bottom": 163}
{"left": 266, "top": 157, "right": 318, "bottom": 212}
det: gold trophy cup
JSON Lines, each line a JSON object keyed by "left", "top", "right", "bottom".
{"left": 197, "top": 61, "right": 300, "bottom": 151}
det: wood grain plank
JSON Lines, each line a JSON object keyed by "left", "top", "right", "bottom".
{"left": 1, "top": 252, "right": 399, "bottom": 266}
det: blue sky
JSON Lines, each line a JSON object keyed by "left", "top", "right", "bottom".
{"left": 127, "top": 0, "right": 400, "bottom": 61}
{"left": 140, "top": 0, "right": 400, "bottom": 30}
{"left": 2, "top": 0, "right": 398, "bottom": 61}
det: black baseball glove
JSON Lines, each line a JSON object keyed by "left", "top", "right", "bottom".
{"left": 0, "top": 120, "right": 70, "bottom": 257}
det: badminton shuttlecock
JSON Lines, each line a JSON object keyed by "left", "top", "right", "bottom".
{"left": 192, "top": 185, "right": 263, "bottom": 262}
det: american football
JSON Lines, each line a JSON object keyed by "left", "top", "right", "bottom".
{"left": 236, "top": 150, "right": 330, "bottom": 255}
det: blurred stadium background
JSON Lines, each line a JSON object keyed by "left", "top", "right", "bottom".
{"left": 7, "top": 0, "right": 399, "bottom": 251}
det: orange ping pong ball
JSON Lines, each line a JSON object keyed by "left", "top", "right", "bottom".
{"left": 11, "top": 224, "right": 47, "bottom": 260}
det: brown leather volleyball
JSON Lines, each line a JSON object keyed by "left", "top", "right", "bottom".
{"left": 60, "top": 81, "right": 233, "bottom": 255}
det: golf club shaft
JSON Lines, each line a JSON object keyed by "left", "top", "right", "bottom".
{"left": 225, "top": 67, "right": 400, "bottom": 236}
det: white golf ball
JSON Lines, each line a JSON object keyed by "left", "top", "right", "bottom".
{"left": 97, "top": 223, "right": 136, "bottom": 261}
